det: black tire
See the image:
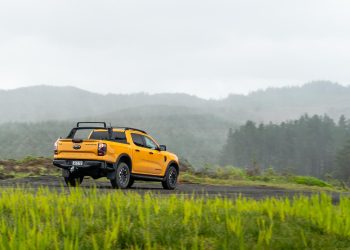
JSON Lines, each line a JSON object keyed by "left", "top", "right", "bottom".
{"left": 64, "top": 176, "right": 84, "bottom": 187}
{"left": 110, "top": 162, "right": 131, "bottom": 189}
{"left": 162, "top": 166, "right": 178, "bottom": 190}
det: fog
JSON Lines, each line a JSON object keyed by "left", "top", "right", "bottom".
{"left": 0, "top": 0, "right": 350, "bottom": 98}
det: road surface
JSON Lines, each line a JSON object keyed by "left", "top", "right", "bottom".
{"left": 0, "top": 176, "right": 344, "bottom": 203}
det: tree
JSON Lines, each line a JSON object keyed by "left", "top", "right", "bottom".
{"left": 220, "top": 115, "right": 350, "bottom": 178}
{"left": 336, "top": 140, "right": 350, "bottom": 181}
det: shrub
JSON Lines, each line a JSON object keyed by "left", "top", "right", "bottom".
{"left": 223, "top": 165, "right": 246, "bottom": 180}
{"left": 292, "top": 176, "right": 331, "bottom": 187}
{"left": 245, "top": 161, "right": 261, "bottom": 177}
{"left": 199, "top": 165, "right": 246, "bottom": 180}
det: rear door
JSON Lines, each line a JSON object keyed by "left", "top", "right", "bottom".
{"left": 142, "top": 135, "right": 163, "bottom": 175}
{"left": 131, "top": 133, "right": 162, "bottom": 175}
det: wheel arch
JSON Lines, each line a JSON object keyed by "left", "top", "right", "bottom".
{"left": 167, "top": 160, "right": 179, "bottom": 175}
{"left": 108, "top": 153, "right": 132, "bottom": 180}
{"left": 116, "top": 153, "right": 133, "bottom": 171}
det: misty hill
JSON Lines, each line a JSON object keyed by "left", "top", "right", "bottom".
{"left": 1, "top": 81, "right": 350, "bottom": 167}
{"left": 221, "top": 81, "right": 350, "bottom": 122}
{"left": 0, "top": 86, "right": 208, "bottom": 123}
{"left": 1, "top": 81, "right": 350, "bottom": 124}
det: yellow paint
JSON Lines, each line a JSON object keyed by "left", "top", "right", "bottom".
{"left": 54, "top": 128, "right": 178, "bottom": 176}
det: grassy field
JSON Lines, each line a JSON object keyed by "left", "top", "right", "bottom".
{"left": 0, "top": 187, "right": 349, "bottom": 249}
{"left": 0, "top": 158, "right": 349, "bottom": 249}
{"left": 180, "top": 172, "right": 346, "bottom": 193}
{"left": 181, "top": 164, "right": 348, "bottom": 192}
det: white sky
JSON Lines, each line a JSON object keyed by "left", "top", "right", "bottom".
{"left": 0, "top": 0, "right": 349, "bottom": 98}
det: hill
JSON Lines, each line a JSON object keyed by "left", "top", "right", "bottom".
{"left": 1, "top": 81, "right": 350, "bottom": 124}
{"left": 1, "top": 81, "right": 350, "bottom": 166}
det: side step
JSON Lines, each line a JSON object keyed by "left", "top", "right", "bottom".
{"left": 131, "top": 174, "right": 165, "bottom": 182}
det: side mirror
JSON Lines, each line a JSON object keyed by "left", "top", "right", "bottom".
{"left": 159, "top": 145, "right": 167, "bottom": 151}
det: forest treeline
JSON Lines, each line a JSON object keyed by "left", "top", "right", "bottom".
{"left": 220, "top": 115, "right": 350, "bottom": 180}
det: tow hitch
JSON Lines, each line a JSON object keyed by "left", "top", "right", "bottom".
{"left": 70, "top": 166, "right": 77, "bottom": 173}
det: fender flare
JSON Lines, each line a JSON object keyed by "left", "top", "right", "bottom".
{"left": 115, "top": 153, "right": 132, "bottom": 169}
{"left": 165, "top": 161, "right": 180, "bottom": 176}
{"left": 107, "top": 153, "right": 132, "bottom": 180}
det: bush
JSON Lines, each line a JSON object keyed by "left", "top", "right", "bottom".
{"left": 245, "top": 161, "right": 261, "bottom": 177}
{"left": 214, "top": 166, "right": 246, "bottom": 180}
{"left": 193, "top": 164, "right": 247, "bottom": 180}
{"left": 292, "top": 176, "right": 331, "bottom": 187}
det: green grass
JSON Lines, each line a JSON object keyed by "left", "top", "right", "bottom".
{"left": 180, "top": 172, "right": 341, "bottom": 192}
{"left": 181, "top": 165, "right": 347, "bottom": 192}
{"left": 0, "top": 187, "right": 349, "bottom": 249}
{"left": 292, "top": 175, "right": 331, "bottom": 187}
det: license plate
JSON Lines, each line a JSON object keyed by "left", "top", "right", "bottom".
{"left": 72, "top": 161, "right": 83, "bottom": 166}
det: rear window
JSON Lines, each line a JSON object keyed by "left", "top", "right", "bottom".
{"left": 90, "top": 131, "right": 127, "bottom": 143}
{"left": 72, "top": 129, "right": 94, "bottom": 139}
{"left": 113, "top": 132, "right": 127, "bottom": 143}
{"left": 89, "top": 131, "right": 109, "bottom": 140}
{"left": 131, "top": 133, "right": 144, "bottom": 147}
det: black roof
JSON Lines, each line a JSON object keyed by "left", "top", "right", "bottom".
{"left": 74, "top": 122, "right": 147, "bottom": 134}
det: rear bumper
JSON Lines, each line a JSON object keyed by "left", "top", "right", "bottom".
{"left": 53, "top": 159, "right": 115, "bottom": 176}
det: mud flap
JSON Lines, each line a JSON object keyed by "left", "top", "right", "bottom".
{"left": 107, "top": 169, "right": 117, "bottom": 180}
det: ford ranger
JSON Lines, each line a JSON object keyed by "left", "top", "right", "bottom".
{"left": 53, "top": 122, "right": 179, "bottom": 189}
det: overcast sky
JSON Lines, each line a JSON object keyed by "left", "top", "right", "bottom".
{"left": 0, "top": 0, "right": 349, "bottom": 98}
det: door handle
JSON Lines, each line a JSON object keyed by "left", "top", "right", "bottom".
{"left": 149, "top": 152, "right": 154, "bottom": 155}
{"left": 135, "top": 149, "right": 140, "bottom": 152}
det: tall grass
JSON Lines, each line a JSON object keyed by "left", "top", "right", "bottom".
{"left": 182, "top": 164, "right": 345, "bottom": 191}
{"left": 0, "top": 188, "right": 349, "bottom": 249}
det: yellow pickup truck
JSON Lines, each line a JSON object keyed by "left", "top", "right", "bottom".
{"left": 53, "top": 122, "right": 179, "bottom": 189}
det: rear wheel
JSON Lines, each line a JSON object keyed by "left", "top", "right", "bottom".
{"left": 64, "top": 176, "right": 84, "bottom": 187}
{"left": 162, "top": 166, "right": 178, "bottom": 190}
{"left": 110, "top": 162, "right": 131, "bottom": 189}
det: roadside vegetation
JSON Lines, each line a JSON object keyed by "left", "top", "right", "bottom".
{"left": 180, "top": 162, "right": 348, "bottom": 192}
{"left": 0, "top": 156, "right": 59, "bottom": 179}
{"left": 0, "top": 187, "right": 349, "bottom": 249}
{"left": 0, "top": 157, "right": 347, "bottom": 192}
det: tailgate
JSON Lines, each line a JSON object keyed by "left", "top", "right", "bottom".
{"left": 56, "top": 139, "right": 100, "bottom": 159}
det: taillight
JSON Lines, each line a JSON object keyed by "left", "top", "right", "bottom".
{"left": 54, "top": 140, "right": 58, "bottom": 155}
{"left": 98, "top": 143, "right": 107, "bottom": 156}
